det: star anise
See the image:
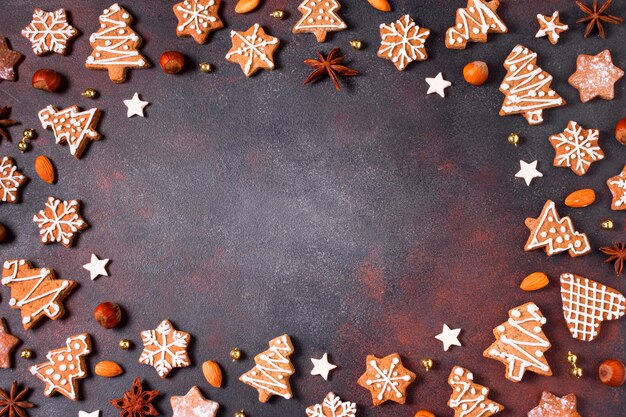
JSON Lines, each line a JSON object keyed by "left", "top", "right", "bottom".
{"left": 304, "top": 48, "right": 358, "bottom": 91}
{"left": 0, "top": 381, "right": 35, "bottom": 417}
{"left": 0, "top": 107, "right": 18, "bottom": 142}
{"left": 576, "top": 0, "right": 623, "bottom": 38}
{"left": 600, "top": 242, "right": 626, "bottom": 276}
{"left": 110, "top": 377, "right": 159, "bottom": 417}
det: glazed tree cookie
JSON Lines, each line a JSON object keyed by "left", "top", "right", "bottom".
{"left": 38, "top": 105, "right": 102, "bottom": 159}
{"left": 524, "top": 200, "right": 590, "bottom": 257}
{"left": 499, "top": 45, "right": 565, "bottom": 125}
{"left": 29, "top": 333, "right": 91, "bottom": 401}
{"left": 560, "top": 273, "right": 626, "bottom": 342}
{"left": 85, "top": 3, "right": 150, "bottom": 83}
{"left": 357, "top": 353, "right": 416, "bottom": 406}
{"left": 293, "top": 0, "right": 347, "bottom": 43}
{"left": 173, "top": 0, "right": 223, "bottom": 44}
{"left": 445, "top": 0, "right": 507, "bottom": 49}
{"left": 484, "top": 302, "right": 552, "bottom": 382}
{"left": 139, "top": 319, "right": 191, "bottom": 378}
{"left": 21, "top": 8, "right": 78, "bottom": 55}
{"left": 226, "top": 24, "right": 279, "bottom": 77}
{"left": 0, "top": 157, "right": 27, "bottom": 204}
{"left": 607, "top": 165, "right": 626, "bottom": 210}
{"left": 2, "top": 259, "right": 76, "bottom": 330}
{"left": 33, "top": 197, "right": 88, "bottom": 248}
{"left": 448, "top": 366, "right": 503, "bottom": 417}
{"left": 240, "top": 334, "right": 295, "bottom": 402}
{"left": 568, "top": 49, "right": 624, "bottom": 103}
{"left": 528, "top": 391, "right": 581, "bottom": 417}
{"left": 548, "top": 121, "right": 604, "bottom": 176}
{"left": 377, "top": 15, "right": 430, "bottom": 71}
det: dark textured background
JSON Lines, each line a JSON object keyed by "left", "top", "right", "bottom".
{"left": 1, "top": 0, "right": 625, "bottom": 416}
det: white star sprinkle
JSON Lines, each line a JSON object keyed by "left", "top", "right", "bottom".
{"left": 83, "top": 254, "right": 109, "bottom": 280}
{"left": 310, "top": 352, "right": 337, "bottom": 380}
{"left": 79, "top": 411, "right": 100, "bottom": 417}
{"left": 124, "top": 93, "right": 149, "bottom": 118}
{"left": 435, "top": 323, "right": 462, "bottom": 351}
{"left": 515, "top": 160, "right": 543, "bottom": 186}
{"left": 426, "top": 72, "right": 452, "bottom": 97}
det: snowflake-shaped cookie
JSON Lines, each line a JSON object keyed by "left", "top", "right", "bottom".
{"left": 225, "top": 24, "right": 280, "bottom": 77}
{"left": 378, "top": 15, "right": 430, "bottom": 71}
{"left": 139, "top": 319, "right": 191, "bottom": 378}
{"left": 33, "top": 197, "right": 88, "bottom": 248}
{"left": 548, "top": 121, "right": 604, "bottom": 176}
{"left": 21, "top": 8, "right": 78, "bottom": 55}
{"left": 1, "top": 157, "right": 27, "bottom": 204}
{"left": 306, "top": 392, "right": 356, "bottom": 417}
{"left": 173, "top": 0, "right": 223, "bottom": 44}
{"left": 607, "top": 165, "right": 626, "bottom": 211}
{"left": 357, "top": 353, "right": 416, "bottom": 406}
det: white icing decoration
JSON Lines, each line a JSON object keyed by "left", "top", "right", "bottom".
{"left": 139, "top": 320, "right": 191, "bottom": 377}
{"left": 32, "top": 197, "right": 87, "bottom": 245}
{"left": 175, "top": 0, "right": 217, "bottom": 34}
{"left": 294, "top": 0, "right": 346, "bottom": 36}
{"left": 448, "top": 366, "right": 502, "bottom": 417}
{"left": 38, "top": 105, "right": 100, "bottom": 157}
{"left": 525, "top": 201, "right": 589, "bottom": 256}
{"left": 306, "top": 392, "right": 356, "bottom": 417}
{"left": 240, "top": 335, "right": 294, "bottom": 399}
{"left": 549, "top": 121, "right": 604, "bottom": 175}
{"left": 378, "top": 15, "right": 430, "bottom": 71}
{"left": 226, "top": 24, "right": 278, "bottom": 76}
{"left": 446, "top": 0, "right": 507, "bottom": 46}
{"left": 0, "top": 157, "right": 26, "bottom": 203}
{"left": 21, "top": 8, "right": 77, "bottom": 55}
{"left": 365, "top": 357, "right": 411, "bottom": 400}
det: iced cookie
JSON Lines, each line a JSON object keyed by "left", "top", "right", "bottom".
{"left": 378, "top": 15, "right": 430, "bottom": 71}
{"left": 357, "top": 353, "right": 416, "bottom": 406}
{"left": 173, "top": 0, "right": 223, "bottom": 44}
{"left": 0, "top": 157, "right": 27, "bottom": 204}
{"left": 445, "top": 0, "right": 507, "bottom": 49}
{"left": 448, "top": 366, "right": 503, "bottom": 417}
{"left": 226, "top": 24, "right": 279, "bottom": 77}
{"left": 549, "top": 121, "right": 604, "bottom": 176}
{"left": 39, "top": 105, "right": 101, "bottom": 158}
{"left": 139, "top": 319, "right": 191, "bottom": 378}
{"left": 33, "top": 197, "right": 88, "bottom": 247}
{"left": 568, "top": 50, "right": 623, "bottom": 103}
{"left": 21, "top": 8, "right": 78, "bottom": 55}
{"left": 293, "top": 0, "right": 346, "bottom": 42}
{"left": 607, "top": 165, "right": 626, "bottom": 210}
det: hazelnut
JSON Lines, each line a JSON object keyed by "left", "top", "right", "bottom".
{"left": 93, "top": 302, "right": 122, "bottom": 329}
{"left": 160, "top": 51, "right": 186, "bottom": 74}
{"left": 32, "top": 69, "right": 62, "bottom": 92}
{"left": 414, "top": 411, "right": 436, "bottom": 417}
{"left": 616, "top": 118, "right": 626, "bottom": 145}
{"left": 463, "top": 61, "right": 489, "bottom": 86}
{"left": 0, "top": 223, "right": 6, "bottom": 242}
{"left": 599, "top": 359, "right": 626, "bottom": 387}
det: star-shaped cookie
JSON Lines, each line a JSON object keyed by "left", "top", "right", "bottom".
{"left": 528, "top": 392, "right": 581, "bottom": 417}
{"left": 536, "top": 11, "right": 569, "bottom": 44}
{"left": 607, "top": 165, "right": 626, "bottom": 210}
{"left": 0, "top": 318, "right": 20, "bottom": 368}
{"left": 549, "top": 121, "right": 604, "bottom": 176}
{"left": 357, "top": 353, "right": 416, "bottom": 406}
{"left": 568, "top": 50, "right": 624, "bottom": 103}
{"left": 171, "top": 386, "right": 219, "bottom": 417}
{"left": 21, "top": 8, "right": 79, "bottom": 56}
{"left": 0, "top": 37, "right": 23, "bottom": 82}
{"left": 173, "top": 0, "right": 223, "bottom": 44}
{"left": 139, "top": 319, "right": 191, "bottom": 378}
{"left": 225, "top": 24, "right": 279, "bottom": 77}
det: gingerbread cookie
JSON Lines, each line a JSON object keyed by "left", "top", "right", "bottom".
{"left": 536, "top": 12, "right": 568, "bottom": 44}
{"left": 484, "top": 302, "right": 552, "bottom": 382}
{"left": 448, "top": 366, "right": 503, "bottom": 417}
{"left": 240, "top": 334, "right": 295, "bottom": 402}
{"left": 357, "top": 353, "right": 416, "bottom": 406}
{"left": 607, "top": 165, "right": 626, "bottom": 210}
{"left": 0, "top": 157, "right": 27, "bottom": 204}
{"left": 445, "top": 0, "right": 507, "bottom": 49}
{"left": 21, "top": 8, "right": 78, "bottom": 55}
{"left": 560, "top": 273, "right": 626, "bottom": 342}
{"left": 306, "top": 392, "right": 356, "bottom": 417}
{"left": 86, "top": 3, "right": 150, "bottom": 83}
{"left": 0, "top": 318, "right": 20, "bottom": 368}
{"left": 528, "top": 392, "right": 581, "bottom": 417}
{"left": 226, "top": 24, "right": 279, "bottom": 77}
{"left": 38, "top": 105, "right": 101, "bottom": 158}
{"left": 524, "top": 200, "right": 590, "bottom": 257}
{"left": 33, "top": 197, "right": 88, "bottom": 248}
{"left": 568, "top": 50, "right": 624, "bottom": 103}
{"left": 549, "top": 121, "right": 604, "bottom": 176}
{"left": 139, "top": 320, "right": 191, "bottom": 378}
{"left": 499, "top": 45, "right": 565, "bottom": 125}
{"left": 0, "top": 37, "right": 23, "bottom": 81}
{"left": 2, "top": 259, "right": 76, "bottom": 329}
{"left": 378, "top": 15, "right": 430, "bottom": 71}
{"left": 293, "top": 0, "right": 347, "bottom": 43}
{"left": 173, "top": 0, "right": 223, "bottom": 44}
{"left": 30, "top": 333, "right": 91, "bottom": 400}
{"left": 171, "top": 386, "right": 219, "bottom": 417}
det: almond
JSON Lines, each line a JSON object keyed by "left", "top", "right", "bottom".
{"left": 520, "top": 272, "right": 549, "bottom": 291}
{"left": 202, "top": 360, "right": 223, "bottom": 388}
{"left": 94, "top": 360, "right": 124, "bottom": 378}
{"left": 234, "top": 0, "right": 260, "bottom": 14}
{"left": 34, "top": 155, "right": 55, "bottom": 184}
{"left": 367, "top": 0, "right": 391, "bottom": 11}
{"left": 564, "top": 188, "right": 595, "bottom": 208}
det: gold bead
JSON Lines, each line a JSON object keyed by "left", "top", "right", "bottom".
{"left": 270, "top": 10, "right": 285, "bottom": 19}
{"left": 507, "top": 133, "right": 520, "bottom": 146}
{"left": 567, "top": 351, "right": 577, "bottom": 365}
{"left": 234, "top": 411, "right": 246, "bottom": 417}
{"left": 230, "top": 348, "right": 242, "bottom": 361}
{"left": 601, "top": 219, "right": 614, "bottom": 229}
{"left": 20, "top": 348, "right": 33, "bottom": 359}
{"left": 23, "top": 129, "right": 36, "bottom": 140}
{"left": 421, "top": 358, "right": 433, "bottom": 371}
{"left": 82, "top": 88, "right": 98, "bottom": 99}
{"left": 350, "top": 39, "right": 363, "bottom": 50}
{"left": 17, "top": 140, "right": 30, "bottom": 153}
{"left": 119, "top": 339, "right": 131, "bottom": 350}
{"left": 571, "top": 366, "right": 583, "bottom": 379}
{"left": 199, "top": 62, "right": 213, "bottom": 73}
